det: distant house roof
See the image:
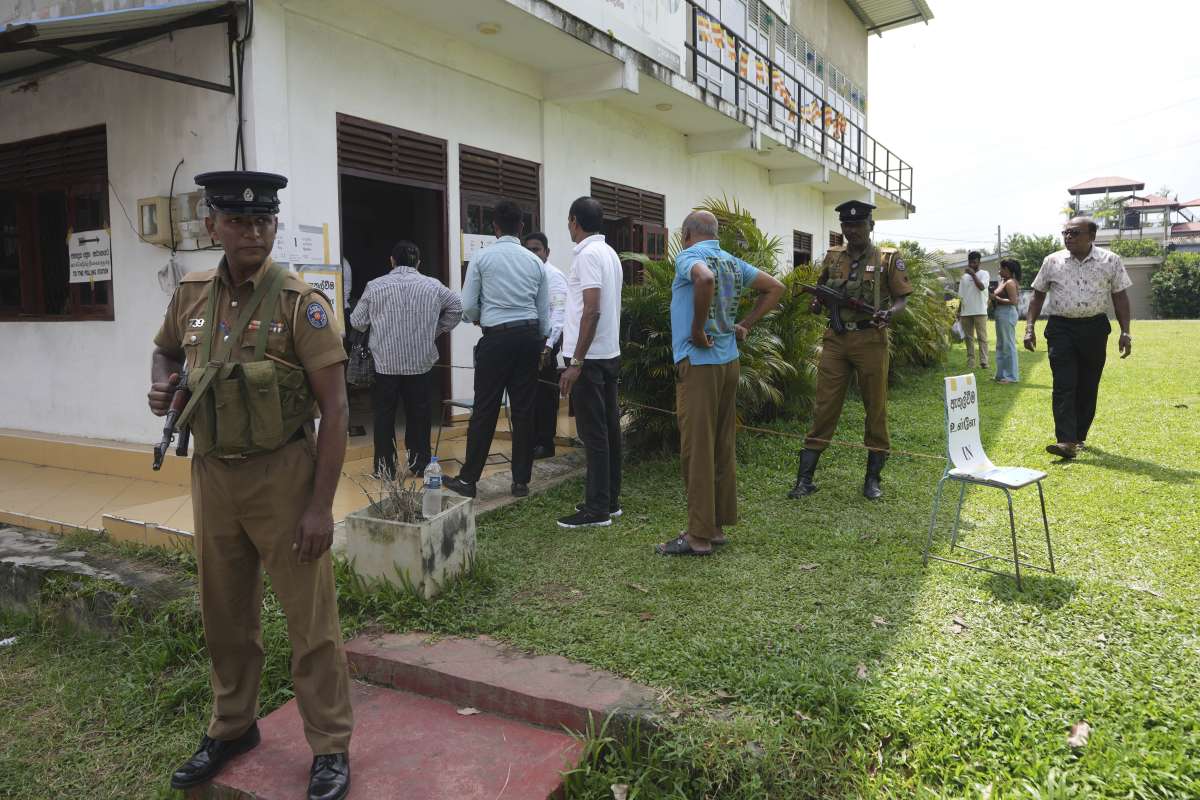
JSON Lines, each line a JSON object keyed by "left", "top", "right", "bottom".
{"left": 1172, "top": 222, "right": 1200, "bottom": 236}
{"left": 1125, "top": 194, "right": 1179, "bottom": 210}
{"left": 1068, "top": 176, "right": 1146, "bottom": 194}
{"left": 842, "top": 0, "right": 934, "bottom": 34}
{"left": 1179, "top": 198, "right": 1200, "bottom": 208}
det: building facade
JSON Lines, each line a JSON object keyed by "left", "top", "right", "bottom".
{"left": 0, "top": 0, "right": 931, "bottom": 444}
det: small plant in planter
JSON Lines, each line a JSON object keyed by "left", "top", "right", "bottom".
{"left": 343, "top": 455, "right": 476, "bottom": 599}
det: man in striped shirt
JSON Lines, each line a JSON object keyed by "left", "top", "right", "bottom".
{"left": 350, "top": 241, "right": 462, "bottom": 478}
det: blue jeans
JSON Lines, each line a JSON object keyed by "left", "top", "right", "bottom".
{"left": 994, "top": 305, "right": 1019, "bottom": 382}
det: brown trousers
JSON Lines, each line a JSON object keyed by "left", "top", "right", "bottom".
{"left": 805, "top": 327, "right": 891, "bottom": 453}
{"left": 961, "top": 314, "right": 990, "bottom": 368}
{"left": 192, "top": 438, "right": 353, "bottom": 754}
{"left": 676, "top": 358, "right": 739, "bottom": 543}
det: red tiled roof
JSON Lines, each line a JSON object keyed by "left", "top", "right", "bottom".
{"left": 1172, "top": 222, "right": 1200, "bottom": 235}
{"left": 1125, "top": 194, "right": 1178, "bottom": 210}
{"left": 1068, "top": 176, "right": 1145, "bottom": 194}
{"left": 1179, "top": 198, "right": 1200, "bottom": 208}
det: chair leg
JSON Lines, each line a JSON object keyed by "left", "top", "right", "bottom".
{"left": 1005, "top": 488, "right": 1022, "bottom": 591}
{"left": 949, "top": 482, "right": 967, "bottom": 552}
{"left": 1038, "top": 480, "right": 1055, "bottom": 574}
{"left": 923, "top": 476, "right": 949, "bottom": 566}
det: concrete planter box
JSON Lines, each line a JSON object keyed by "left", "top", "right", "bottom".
{"left": 344, "top": 495, "right": 475, "bottom": 599}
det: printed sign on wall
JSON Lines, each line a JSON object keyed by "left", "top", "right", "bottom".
{"left": 68, "top": 229, "right": 112, "bottom": 283}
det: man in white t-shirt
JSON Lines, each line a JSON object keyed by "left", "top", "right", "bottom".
{"left": 556, "top": 197, "right": 624, "bottom": 529}
{"left": 957, "top": 251, "right": 990, "bottom": 369}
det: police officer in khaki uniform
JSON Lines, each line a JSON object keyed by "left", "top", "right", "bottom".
{"left": 148, "top": 172, "right": 353, "bottom": 800}
{"left": 788, "top": 200, "right": 913, "bottom": 501}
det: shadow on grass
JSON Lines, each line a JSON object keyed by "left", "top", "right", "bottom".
{"left": 984, "top": 571, "right": 1078, "bottom": 609}
{"left": 1080, "top": 445, "right": 1200, "bottom": 485}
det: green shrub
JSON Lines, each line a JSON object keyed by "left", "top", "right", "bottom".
{"left": 1003, "top": 233, "right": 1061, "bottom": 288}
{"left": 1109, "top": 238, "right": 1163, "bottom": 258}
{"left": 882, "top": 240, "right": 955, "bottom": 374}
{"left": 1151, "top": 252, "right": 1200, "bottom": 318}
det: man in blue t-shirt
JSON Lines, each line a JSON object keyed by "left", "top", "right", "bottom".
{"left": 656, "top": 211, "right": 783, "bottom": 556}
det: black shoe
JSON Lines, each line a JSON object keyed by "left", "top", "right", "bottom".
{"left": 532, "top": 445, "right": 555, "bottom": 460}
{"left": 511, "top": 482, "right": 529, "bottom": 497}
{"left": 787, "top": 449, "right": 821, "bottom": 499}
{"left": 348, "top": 425, "right": 367, "bottom": 437}
{"left": 863, "top": 451, "right": 888, "bottom": 500}
{"left": 575, "top": 502, "right": 623, "bottom": 518}
{"left": 308, "top": 753, "right": 351, "bottom": 800}
{"left": 558, "top": 509, "right": 612, "bottom": 528}
{"left": 444, "top": 476, "right": 476, "bottom": 498}
{"left": 169, "top": 723, "right": 261, "bottom": 789}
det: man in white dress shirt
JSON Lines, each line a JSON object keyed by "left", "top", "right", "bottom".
{"left": 523, "top": 232, "right": 568, "bottom": 459}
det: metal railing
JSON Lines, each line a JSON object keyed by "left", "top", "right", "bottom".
{"left": 685, "top": 2, "right": 913, "bottom": 206}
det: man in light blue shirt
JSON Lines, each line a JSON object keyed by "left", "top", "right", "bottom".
{"left": 445, "top": 200, "right": 549, "bottom": 499}
{"left": 656, "top": 211, "right": 783, "bottom": 556}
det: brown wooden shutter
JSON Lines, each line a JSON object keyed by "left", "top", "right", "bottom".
{"left": 0, "top": 126, "right": 107, "bottom": 191}
{"left": 590, "top": 178, "right": 665, "bottom": 225}
{"left": 829, "top": 232, "right": 844, "bottom": 248}
{"left": 336, "top": 113, "right": 446, "bottom": 189}
{"left": 459, "top": 146, "right": 539, "bottom": 204}
{"left": 794, "top": 231, "right": 813, "bottom": 254}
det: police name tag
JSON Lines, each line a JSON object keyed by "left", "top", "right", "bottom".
{"left": 866, "top": 265, "right": 876, "bottom": 273}
{"left": 188, "top": 318, "right": 206, "bottom": 328}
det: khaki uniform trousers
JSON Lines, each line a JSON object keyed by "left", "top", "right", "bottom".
{"left": 805, "top": 326, "right": 891, "bottom": 453}
{"left": 961, "top": 314, "right": 990, "bottom": 368}
{"left": 192, "top": 438, "right": 353, "bottom": 754}
{"left": 676, "top": 358, "right": 739, "bottom": 543}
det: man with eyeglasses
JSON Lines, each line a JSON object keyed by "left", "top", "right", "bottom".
{"left": 1024, "top": 216, "right": 1132, "bottom": 460}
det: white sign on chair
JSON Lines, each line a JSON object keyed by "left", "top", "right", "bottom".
{"left": 944, "top": 374, "right": 1044, "bottom": 488}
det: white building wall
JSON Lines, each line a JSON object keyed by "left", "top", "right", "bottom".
{"left": 271, "top": 3, "right": 831, "bottom": 401}
{"left": 0, "top": 26, "right": 238, "bottom": 443}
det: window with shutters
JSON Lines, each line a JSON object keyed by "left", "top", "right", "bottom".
{"left": 589, "top": 178, "right": 666, "bottom": 285}
{"left": 336, "top": 113, "right": 447, "bottom": 189}
{"left": 0, "top": 126, "right": 112, "bottom": 321}
{"left": 459, "top": 145, "right": 540, "bottom": 236}
{"left": 829, "top": 232, "right": 844, "bottom": 248}
{"left": 793, "top": 230, "right": 813, "bottom": 266}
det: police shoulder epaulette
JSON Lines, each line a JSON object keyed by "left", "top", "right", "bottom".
{"left": 879, "top": 247, "right": 899, "bottom": 255}
{"left": 827, "top": 245, "right": 847, "bottom": 253}
{"left": 180, "top": 268, "right": 218, "bottom": 283}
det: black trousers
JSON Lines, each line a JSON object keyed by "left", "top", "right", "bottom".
{"left": 461, "top": 326, "right": 542, "bottom": 484}
{"left": 570, "top": 356, "right": 622, "bottom": 514}
{"left": 371, "top": 370, "right": 433, "bottom": 476}
{"left": 1045, "top": 314, "right": 1110, "bottom": 444}
{"left": 534, "top": 341, "right": 562, "bottom": 451}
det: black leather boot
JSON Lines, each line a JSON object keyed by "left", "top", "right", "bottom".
{"left": 308, "top": 753, "right": 351, "bottom": 800}
{"left": 787, "top": 449, "right": 821, "bottom": 498}
{"left": 863, "top": 450, "right": 888, "bottom": 500}
{"left": 169, "top": 722, "right": 261, "bottom": 789}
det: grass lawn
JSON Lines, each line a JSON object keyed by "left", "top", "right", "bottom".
{"left": 2, "top": 320, "right": 1198, "bottom": 799}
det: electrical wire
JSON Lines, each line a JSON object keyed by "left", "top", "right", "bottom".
{"left": 168, "top": 158, "right": 184, "bottom": 253}
{"left": 108, "top": 178, "right": 221, "bottom": 252}
{"left": 233, "top": 0, "right": 255, "bottom": 169}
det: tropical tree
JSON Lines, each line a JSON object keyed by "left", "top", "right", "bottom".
{"left": 1003, "top": 233, "right": 1060, "bottom": 287}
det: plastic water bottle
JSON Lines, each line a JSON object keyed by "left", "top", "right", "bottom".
{"left": 422, "top": 457, "right": 443, "bottom": 519}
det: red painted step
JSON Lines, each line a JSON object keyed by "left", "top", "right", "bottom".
{"left": 345, "top": 633, "right": 658, "bottom": 734}
{"left": 204, "top": 681, "right": 584, "bottom": 800}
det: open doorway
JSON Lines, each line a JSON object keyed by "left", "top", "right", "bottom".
{"left": 339, "top": 173, "right": 449, "bottom": 450}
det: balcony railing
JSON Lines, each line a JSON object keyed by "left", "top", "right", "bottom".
{"left": 685, "top": 2, "right": 913, "bottom": 206}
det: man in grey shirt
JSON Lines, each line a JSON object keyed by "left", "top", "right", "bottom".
{"left": 445, "top": 199, "right": 549, "bottom": 499}
{"left": 351, "top": 241, "right": 461, "bottom": 478}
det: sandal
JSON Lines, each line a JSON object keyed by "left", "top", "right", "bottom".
{"left": 656, "top": 535, "right": 713, "bottom": 556}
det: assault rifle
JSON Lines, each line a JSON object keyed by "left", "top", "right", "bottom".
{"left": 798, "top": 283, "right": 879, "bottom": 335}
{"left": 152, "top": 368, "right": 191, "bottom": 471}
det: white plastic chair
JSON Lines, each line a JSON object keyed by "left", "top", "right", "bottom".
{"left": 922, "top": 373, "right": 1055, "bottom": 590}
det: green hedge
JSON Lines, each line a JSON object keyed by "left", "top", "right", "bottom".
{"left": 1151, "top": 252, "right": 1200, "bottom": 318}
{"left": 1109, "top": 238, "right": 1163, "bottom": 258}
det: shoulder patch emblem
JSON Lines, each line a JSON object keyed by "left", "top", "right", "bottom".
{"left": 895, "top": 259, "right": 906, "bottom": 272}
{"left": 306, "top": 302, "right": 328, "bottom": 329}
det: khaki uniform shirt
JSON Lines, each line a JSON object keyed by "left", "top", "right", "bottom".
{"left": 818, "top": 244, "right": 913, "bottom": 320}
{"left": 155, "top": 257, "right": 346, "bottom": 376}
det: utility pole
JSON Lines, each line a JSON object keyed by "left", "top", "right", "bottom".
{"left": 996, "top": 224, "right": 1002, "bottom": 262}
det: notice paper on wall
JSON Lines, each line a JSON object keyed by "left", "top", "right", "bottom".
{"left": 461, "top": 233, "right": 496, "bottom": 263}
{"left": 68, "top": 228, "right": 112, "bottom": 283}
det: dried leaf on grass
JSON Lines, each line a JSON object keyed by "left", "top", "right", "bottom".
{"left": 798, "top": 563, "right": 820, "bottom": 571}
{"left": 1128, "top": 583, "right": 1164, "bottom": 598}
{"left": 871, "top": 616, "right": 890, "bottom": 628}
{"left": 627, "top": 582, "right": 650, "bottom": 594}
{"left": 610, "top": 784, "right": 629, "bottom": 800}
{"left": 712, "top": 689, "right": 736, "bottom": 704}
{"left": 638, "top": 612, "right": 655, "bottom": 622}
{"left": 793, "top": 710, "right": 813, "bottom": 722}
{"left": 949, "top": 615, "right": 969, "bottom": 635}
{"left": 745, "top": 741, "right": 766, "bottom": 758}
{"left": 1067, "top": 721, "right": 1091, "bottom": 748}
{"left": 456, "top": 707, "right": 482, "bottom": 716}
{"left": 856, "top": 663, "right": 869, "bottom": 680}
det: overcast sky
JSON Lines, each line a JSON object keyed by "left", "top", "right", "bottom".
{"left": 867, "top": 0, "right": 1200, "bottom": 253}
